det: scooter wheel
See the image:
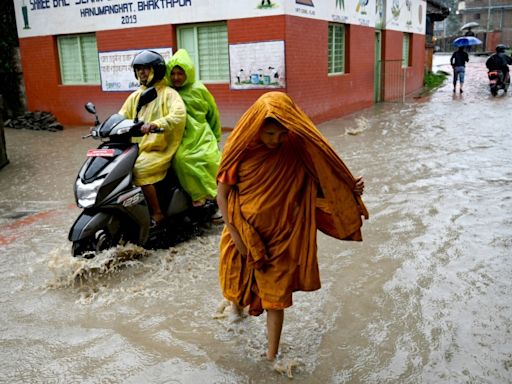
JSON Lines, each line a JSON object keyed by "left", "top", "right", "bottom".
{"left": 72, "top": 237, "right": 96, "bottom": 258}
{"left": 71, "top": 229, "right": 114, "bottom": 258}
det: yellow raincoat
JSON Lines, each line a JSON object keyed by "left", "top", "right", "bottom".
{"left": 119, "top": 78, "right": 186, "bottom": 186}
{"left": 218, "top": 92, "right": 368, "bottom": 315}
{"left": 166, "top": 49, "right": 222, "bottom": 201}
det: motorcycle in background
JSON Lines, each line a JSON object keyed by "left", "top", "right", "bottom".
{"left": 68, "top": 87, "right": 216, "bottom": 257}
{"left": 488, "top": 70, "right": 509, "bottom": 96}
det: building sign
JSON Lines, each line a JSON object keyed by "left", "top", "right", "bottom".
{"left": 229, "top": 41, "right": 285, "bottom": 90}
{"left": 287, "top": 0, "right": 376, "bottom": 27}
{"left": 14, "top": 0, "right": 425, "bottom": 38}
{"left": 99, "top": 48, "right": 172, "bottom": 91}
{"left": 375, "top": 0, "right": 385, "bottom": 29}
{"left": 13, "top": 0, "right": 284, "bottom": 38}
{"left": 287, "top": 0, "right": 425, "bottom": 33}
{"left": 384, "top": 0, "right": 426, "bottom": 33}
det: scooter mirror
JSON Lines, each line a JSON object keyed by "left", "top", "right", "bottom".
{"left": 85, "top": 102, "right": 96, "bottom": 115}
{"left": 134, "top": 87, "right": 157, "bottom": 122}
{"left": 85, "top": 102, "right": 100, "bottom": 126}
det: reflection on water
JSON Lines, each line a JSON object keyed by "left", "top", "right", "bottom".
{"left": 1, "top": 56, "right": 511, "bottom": 383}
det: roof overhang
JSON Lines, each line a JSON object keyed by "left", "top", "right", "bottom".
{"left": 427, "top": 0, "right": 450, "bottom": 22}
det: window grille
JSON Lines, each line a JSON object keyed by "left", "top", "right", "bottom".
{"left": 57, "top": 34, "right": 100, "bottom": 85}
{"left": 177, "top": 23, "right": 229, "bottom": 82}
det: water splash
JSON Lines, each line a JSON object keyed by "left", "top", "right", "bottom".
{"left": 46, "top": 243, "right": 151, "bottom": 289}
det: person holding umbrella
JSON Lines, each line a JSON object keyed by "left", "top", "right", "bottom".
{"left": 450, "top": 46, "right": 469, "bottom": 93}
{"left": 460, "top": 22, "right": 479, "bottom": 52}
{"left": 464, "top": 28, "right": 475, "bottom": 37}
{"left": 463, "top": 28, "right": 475, "bottom": 52}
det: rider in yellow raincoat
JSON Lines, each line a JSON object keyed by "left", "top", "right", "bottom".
{"left": 166, "top": 49, "right": 222, "bottom": 206}
{"left": 119, "top": 50, "right": 186, "bottom": 224}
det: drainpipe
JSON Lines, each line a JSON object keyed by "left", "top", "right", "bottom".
{"left": 402, "top": 68, "right": 407, "bottom": 103}
{"left": 0, "top": 95, "right": 9, "bottom": 170}
{"left": 486, "top": 0, "right": 491, "bottom": 50}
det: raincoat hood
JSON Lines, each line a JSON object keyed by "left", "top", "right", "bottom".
{"left": 220, "top": 91, "right": 368, "bottom": 238}
{"left": 166, "top": 49, "right": 196, "bottom": 88}
{"left": 218, "top": 92, "right": 367, "bottom": 316}
{"left": 166, "top": 48, "right": 222, "bottom": 201}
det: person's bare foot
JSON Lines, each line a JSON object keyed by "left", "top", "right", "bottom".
{"left": 271, "top": 356, "right": 298, "bottom": 378}
{"left": 212, "top": 300, "right": 230, "bottom": 319}
{"left": 228, "top": 302, "right": 245, "bottom": 322}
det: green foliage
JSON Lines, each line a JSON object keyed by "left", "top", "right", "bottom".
{"left": 436, "top": 0, "right": 461, "bottom": 36}
{"left": 424, "top": 71, "right": 448, "bottom": 90}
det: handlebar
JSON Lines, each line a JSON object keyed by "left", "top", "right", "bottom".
{"left": 80, "top": 116, "right": 163, "bottom": 139}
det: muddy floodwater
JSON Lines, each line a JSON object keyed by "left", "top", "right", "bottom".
{"left": 1, "top": 55, "right": 511, "bottom": 383}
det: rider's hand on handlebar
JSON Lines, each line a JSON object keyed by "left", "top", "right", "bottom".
{"left": 140, "top": 123, "right": 158, "bottom": 134}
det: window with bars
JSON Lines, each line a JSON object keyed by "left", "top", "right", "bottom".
{"left": 57, "top": 34, "right": 100, "bottom": 85}
{"left": 328, "top": 23, "right": 346, "bottom": 74}
{"left": 177, "top": 23, "right": 229, "bottom": 82}
{"left": 402, "top": 33, "right": 411, "bottom": 68}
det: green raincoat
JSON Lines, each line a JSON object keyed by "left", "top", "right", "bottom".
{"left": 119, "top": 78, "right": 186, "bottom": 186}
{"left": 166, "top": 49, "right": 222, "bottom": 202}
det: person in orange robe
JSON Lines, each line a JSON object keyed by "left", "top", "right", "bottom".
{"left": 217, "top": 92, "right": 368, "bottom": 360}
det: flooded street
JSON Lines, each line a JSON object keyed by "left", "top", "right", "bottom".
{"left": 1, "top": 54, "right": 511, "bottom": 383}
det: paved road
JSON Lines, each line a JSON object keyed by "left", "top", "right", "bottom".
{"left": 1, "top": 54, "right": 511, "bottom": 383}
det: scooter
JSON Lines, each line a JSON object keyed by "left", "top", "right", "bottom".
{"left": 68, "top": 87, "right": 216, "bottom": 257}
{"left": 488, "top": 69, "right": 509, "bottom": 96}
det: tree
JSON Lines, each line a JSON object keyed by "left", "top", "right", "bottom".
{"left": 439, "top": 0, "right": 462, "bottom": 36}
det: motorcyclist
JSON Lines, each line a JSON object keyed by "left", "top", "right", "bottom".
{"left": 119, "top": 50, "right": 186, "bottom": 226}
{"left": 486, "top": 44, "right": 512, "bottom": 84}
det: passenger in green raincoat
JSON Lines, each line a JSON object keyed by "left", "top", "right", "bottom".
{"left": 166, "top": 49, "right": 222, "bottom": 207}
{"left": 119, "top": 50, "right": 186, "bottom": 224}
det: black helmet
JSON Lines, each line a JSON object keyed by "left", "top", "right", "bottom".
{"left": 132, "top": 50, "right": 166, "bottom": 86}
{"left": 496, "top": 44, "right": 507, "bottom": 53}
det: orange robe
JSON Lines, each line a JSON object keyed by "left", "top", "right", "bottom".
{"left": 218, "top": 92, "right": 368, "bottom": 316}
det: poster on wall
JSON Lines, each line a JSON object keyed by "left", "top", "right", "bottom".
{"left": 384, "top": 0, "right": 426, "bottom": 33}
{"left": 229, "top": 41, "right": 286, "bottom": 90}
{"left": 285, "top": 0, "right": 377, "bottom": 28}
{"left": 99, "top": 48, "right": 172, "bottom": 92}
{"left": 375, "top": 0, "right": 385, "bottom": 29}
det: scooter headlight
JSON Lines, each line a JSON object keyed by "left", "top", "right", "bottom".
{"left": 76, "top": 178, "right": 104, "bottom": 208}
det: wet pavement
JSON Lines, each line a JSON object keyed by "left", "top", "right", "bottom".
{"left": 1, "top": 54, "right": 511, "bottom": 383}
